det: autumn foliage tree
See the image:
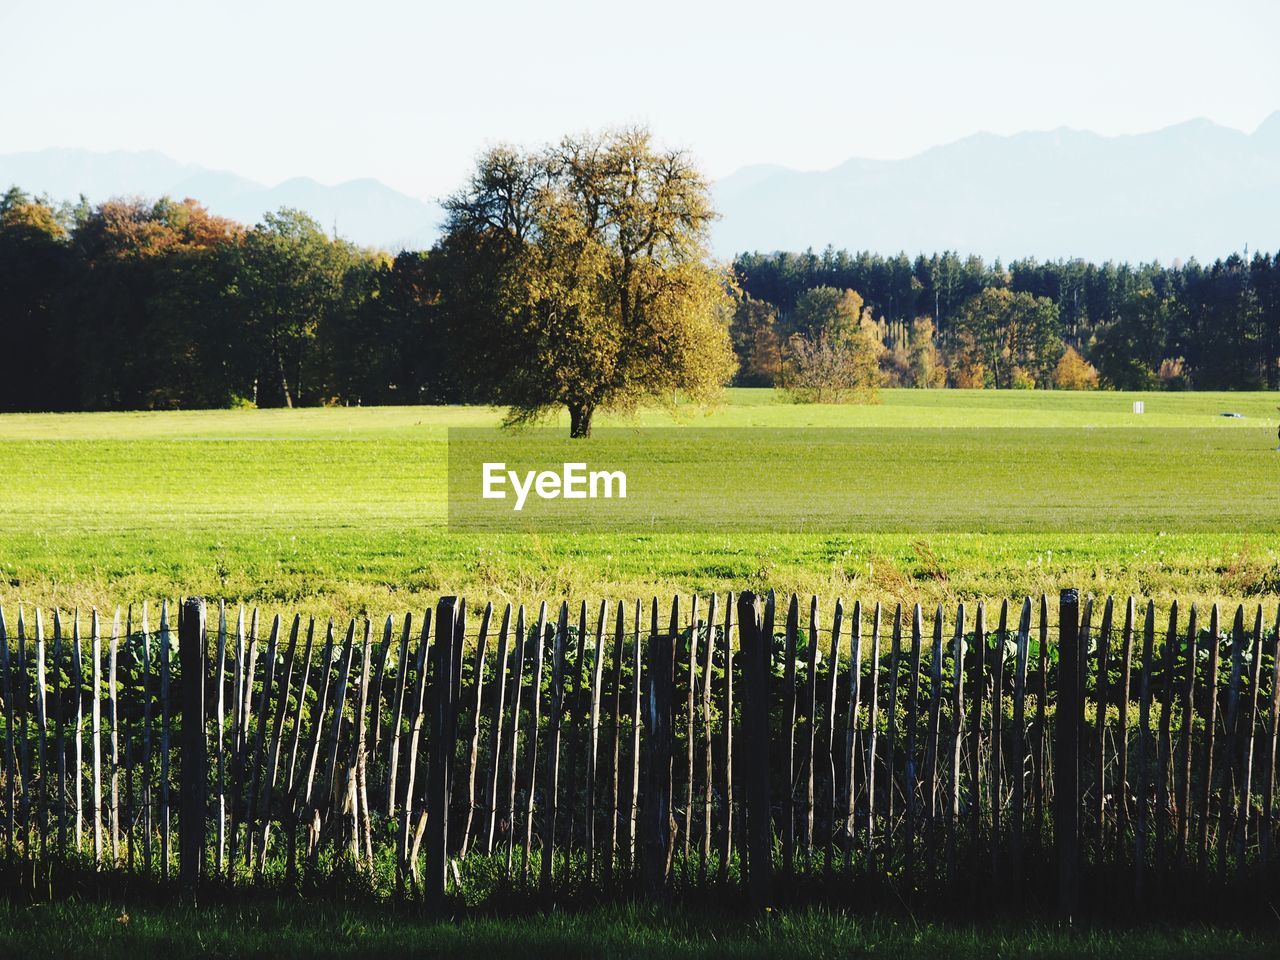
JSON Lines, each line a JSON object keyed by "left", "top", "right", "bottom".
{"left": 907, "top": 317, "right": 946, "bottom": 387}
{"left": 784, "top": 325, "right": 884, "bottom": 403}
{"left": 953, "top": 287, "right": 1063, "bottom": 388}
{"left": 62, "top": 196, "right": 244, "bottom": 408}
{"left": 789, "top": 286, "right": 872, "bottom": 342}
{"left": 729, "top": 295, "right": 782, "bottom": 385}
{"left": 1052, "top": 345, "right": 1100, "bottom": 389}
{"left": 441, "top": 128, "right": 736, "bottom": 436}
{"left": 6, "top": 158, "right": 1280, "bottom": 413}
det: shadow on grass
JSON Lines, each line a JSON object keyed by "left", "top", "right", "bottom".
{"left": 1, "top": 897, "right": 1279, "bottom": 960}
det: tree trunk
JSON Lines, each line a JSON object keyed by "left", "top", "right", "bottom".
{"left": 278, "top": 354, "right": 294, "bottom": 409}
{"left": 568, "top": 403, "right": 594, "bottom": 439}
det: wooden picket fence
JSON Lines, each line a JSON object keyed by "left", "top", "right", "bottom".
{"left": 0, "top": 590, "right": 1278, "bottom": 916}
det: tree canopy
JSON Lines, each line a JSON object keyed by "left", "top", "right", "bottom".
{"left": 732, "top": 247, "right": 1280, "bottom": 391}
{"left": 3, "top": 138, "right": 1280, "bottom": 417}
{"left": 439, "top": 128, "right": 736, "bottom": 436}
{"left": 953, "top": 287, "right": 1063, "bottom": 389}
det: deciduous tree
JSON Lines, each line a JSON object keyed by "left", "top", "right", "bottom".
{"left": 442, "top": 128, "right": 736, "bottom": 437}
{"left": 729, "top": 295, "right": 782, "bottom": 386}
{"left": 1052, "top": 345, "right": 1099, "bottom": 390}
{"left": 954, "top": 287, "right": 1063, "bottom": 388}
{"left": 783, "top": 319, "right": 883, "bottom": 403}
{"left": 232, "top": 208, "right": 362, "bottom": 408}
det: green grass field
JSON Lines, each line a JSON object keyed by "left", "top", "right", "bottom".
{"left": 2, "top": 388, "right": 1279, "bottom": 952}
{"left": 0, "top": 388, "right": 1277, "bottom": 619}
{"left": 0, "top": 900, "right": 1275, "bottom": 960}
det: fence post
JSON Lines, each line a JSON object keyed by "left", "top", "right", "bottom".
{"left": 540, "top": 602, "right": 569, "bottom": 893}
{"left": 738, "top": 591, "right": 773, "bottom": 910}
{"left": 1055, "top": 588, "right": 1081, "bottom": 922}
{"left": 640, "top": 615, "right": 675, "bottom": 898}
{"left": 178, "top": 597, "right": 208, "bottom": 888}
{"left": 427, "top": 597, "right": 460, "bottom": 910}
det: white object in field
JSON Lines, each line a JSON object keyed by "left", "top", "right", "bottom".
{"left": 1132, "top": 401, "right": 1144, "bottom": 414}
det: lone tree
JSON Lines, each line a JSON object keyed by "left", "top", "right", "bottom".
{"left": 783, "top": 328, "right": 884, "bottom": 403}
{"left": 780, "top": 286, "right": 883, "bottom": 402}
{"left": 440, "top": 127, "right": 736, "bottom": 437}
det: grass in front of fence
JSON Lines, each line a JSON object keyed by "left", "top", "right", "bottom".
{"left": 0, "top": 899, "right": 1275, "bottom": 960}
{"left": 0, "top": 389, "right": 1277, "bottom": 616}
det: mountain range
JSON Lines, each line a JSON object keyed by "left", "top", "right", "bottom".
{"left": 3, "top": 113, "right": 1279, "bottom": 262}
{"left": 712, "top": 113, "right": 1280, "bottom": 263}
{"left": 0, "top": 148, "right": 443, "bottom": 252}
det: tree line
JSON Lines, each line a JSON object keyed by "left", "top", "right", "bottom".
{"left": 0, "top": 190, "right": 447, "bottom": 413}
{"left": 2, "top": 130, "right": 1277, "bottom": 426}
{"left": 732, "top": 247, "right": 1280, "bottom": 391}
{"left": 0, "top": 128, "right": 732, "bottom": 435}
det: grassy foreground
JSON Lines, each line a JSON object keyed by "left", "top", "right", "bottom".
{"left": 0, "top": 389, "right": 1277, "bottom": 617}
{"left": 0, "top": 900, "right": 1275, "bottom": 960}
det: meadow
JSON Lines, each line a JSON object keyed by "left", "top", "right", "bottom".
{"left": 1, "top": 387, "right": 1279, "bottom": 957}
{"left": 2, "top": 900, "right": 1277, "bottom": 960}
{"left": 0, "top": 388, "right": 1277, "bottom": 619}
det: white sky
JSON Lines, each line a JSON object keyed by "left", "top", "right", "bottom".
{"left": 2, "top": 0, "right": 1277, "bottom": 201}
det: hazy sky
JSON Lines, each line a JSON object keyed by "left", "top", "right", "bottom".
{"left": 2, "top": 0, "right": 1277, "bottom": 201}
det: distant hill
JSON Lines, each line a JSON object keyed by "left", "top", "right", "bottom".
{"left": 0, "top": 148, "right": 442, "bottom": 252}
{"left": 712, "top": 113, "right": 1280, "bottom": 263}
{"left": 7, "top": 115, "right": 1280, "bottom": 262}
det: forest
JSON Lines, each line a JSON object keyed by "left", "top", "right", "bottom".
{"left": 1, "top": 178, "right": 1277, "bottom": 414}
{"left": 733, "top": 248, "right": 1280, "bottom": 392}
